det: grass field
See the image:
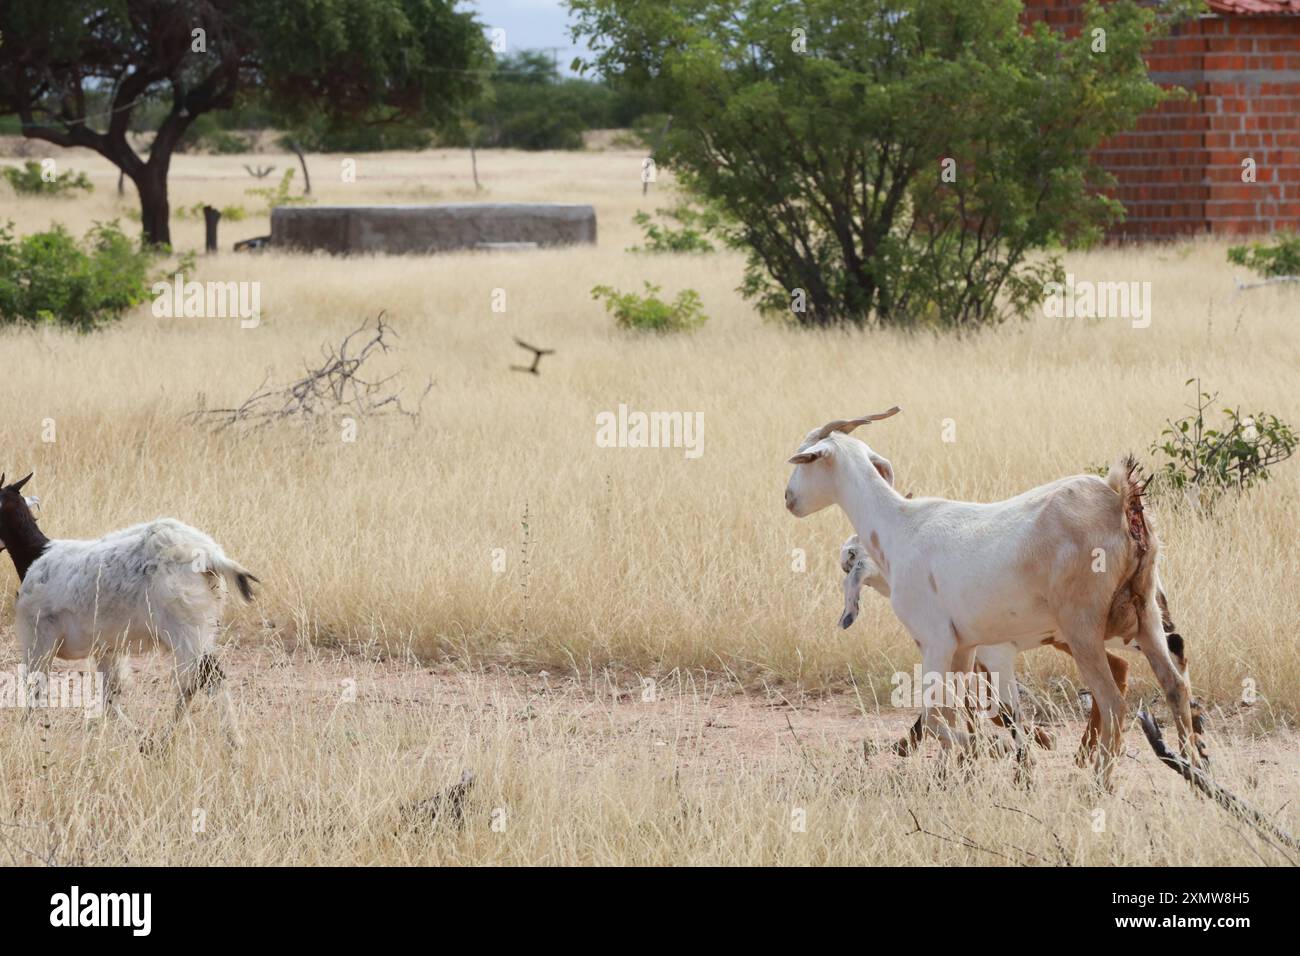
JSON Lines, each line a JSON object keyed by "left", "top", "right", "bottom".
{"left": 1, "top": 143, "right": 1297, "bottom": 865}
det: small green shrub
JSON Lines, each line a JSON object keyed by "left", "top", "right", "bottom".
{"left": 1227, "top": 233, "right": 1300, "bottom": 278}
{"left": 176, "top": 202, "right": 248, "bottom": 222}
{"left": 1, "top": 160, "right": 93, "bottom": 197}
{"left": 628, "top": 205, "right": 719, "bottom": 254}
{"left": 592, "top": 281, "right": 708, "bottom": 333}
{"left": 0, "top": 220, "right": 160, "bottom": 330}
{"left": 245, "top": 169, "right": 313, "bottom": 216}
{"left": 1149, "top": 380, "right": 1298, "bottom": 507}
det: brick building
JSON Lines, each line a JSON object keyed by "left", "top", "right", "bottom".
{"left": 1023, "top": 1, "right": 1300, "bottom": 239}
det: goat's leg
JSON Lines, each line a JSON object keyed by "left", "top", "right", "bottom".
{"left": 1076, "top": 651, "right": 1128, "bottom": 767}
{"left": 975, "top": 644, "right": 1025, "bottom": 762}
{"left": 1058, "top": 612, "right": 1125, "bottom": 790}
{"left": 17, "top": 613, "right": 58, "bottom": 723}
{"left": 144, "top": 672, "right": 198, "bottom": 755}
{"left": 198, "top": 653, "right": 243, "bottom": 749}
{"left": 142, "top": 617, "right": 205, "bottom": 753}
{"left": 949, "top": 646, "right": 982, "bottom": 758}
{"left": 95, "top": 651, "right": 133, "bottom": 723}
{"left": 1135, "top": 597, "right": 1200, "bottom": 766}
{"left": 916, "top": 638, "right": 970, "bottom": 753}
{"left": 893, "top": 716, "right": 924, "bottom": 757}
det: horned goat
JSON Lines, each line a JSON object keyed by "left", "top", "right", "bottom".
{"left": 784, "top": 409, "right": 1202, "bottom": 787}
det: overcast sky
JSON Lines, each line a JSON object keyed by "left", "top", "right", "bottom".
{"left": 469, "top": 0, "right": 586, "bottom": 75}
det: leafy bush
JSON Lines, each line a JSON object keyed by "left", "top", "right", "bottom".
{"left": 628, "top": 205, "right": 720, "bottom": 254}
{"left": 245, "top": 169, "right": 314, "bottom": 216}
{"left": 1227, "top": 233, "right": 1300, "bottom": 279}
{"left": 493, "top": 109, "right": 586, "bottom": 151}
{"left": 572, "top": 0, "right": 1201, "bottom": 328}
{"left": 1149, "top": 381, "right": 1298, "bottom": 508}
{"left": 277, "top": 122, "right": 433, "bottom": 154}
{"left": 176, "top": 202, "right": 247, "bottom": 222}
{"left": 178, "top": 114, "right": 254, "bottom": 154}
{"left": 0, "top": 221, "right": 158, "bottom": 330}
{"left": 445, "top": 51, "right": 658, "bottom": 151}
{"left": 2, "top": 160, "right": 93, "bottom": 197}
{"left": 592, "top": 281, "right": 708, "bottom": 332}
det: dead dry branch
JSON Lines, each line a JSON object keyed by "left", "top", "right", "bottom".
{"left": 191, "top": 313, "right": 430, "bottom": 430}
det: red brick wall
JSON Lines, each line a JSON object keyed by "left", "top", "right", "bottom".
{"left": 1021, "top": 3, "right": 1300, "bottom": 239}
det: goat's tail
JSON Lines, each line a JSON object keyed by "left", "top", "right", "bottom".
{"left": 1106, "top": 455, "right": 1159, "bottom": 592}
{"left": 209, "top": 553, "right": 260, "bottom": 603}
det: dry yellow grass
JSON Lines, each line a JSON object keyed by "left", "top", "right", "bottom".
{"left": 1, "top": 643, "right": 1296, "bottom": 866}
{"left": 0, "top": 145, "right": 1297, "bottom": 865}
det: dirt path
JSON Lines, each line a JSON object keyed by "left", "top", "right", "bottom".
{"left": 55, "top": 640, "right": 1293, "bottom": 783}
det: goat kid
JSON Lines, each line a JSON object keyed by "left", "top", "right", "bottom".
{"left": 784, "top": 409, "right": 1202, "bottom": 788}
{"left": 0, "top": 473, "right": 256, "bottom": 748}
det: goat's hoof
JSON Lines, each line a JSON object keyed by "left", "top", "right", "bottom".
{"left": 989, "top": 736, "right": 1015, "bottom": 758}
{"left": 1014, "top": 757, "right": 1034, "bottom": 790}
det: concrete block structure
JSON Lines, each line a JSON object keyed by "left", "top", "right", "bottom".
{"left": 271, "top": 203, "right": 597, "bottom": 254}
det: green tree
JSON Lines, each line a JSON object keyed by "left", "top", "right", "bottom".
{"left": 0, "top": 1, "right": 488, "bottom": 246}
{"left": 570, "top": 0, "right": 1204, "bottom": 328}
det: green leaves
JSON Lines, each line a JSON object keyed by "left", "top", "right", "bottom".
{"left": 0, "top": 2, "right": 489, "bottom": 243}
{"left": 1150, "top": 381, "right": 1298, "bottom": 509}
{"left": 1, "top": 160, "right": 92, "bottom": 197}
{"left": 245, "top": 0, "right": 489, "bottom": 127}
{"left": 1227, "top": 234, "right": 1300, "bottom": 279}
{"left": 0, "top": 220, "right": 158, "bottom": 331}
{"left": 591, "top": 281, "right": 709, "bottom": 333}
{"left": 572, "top": 0, "right": 1179, "bottom": 328}
{"left": 627, "top": 205, "right": 719, "bottom": 254}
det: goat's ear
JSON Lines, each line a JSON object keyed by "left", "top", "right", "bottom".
{"left": 869, "top": 453, "right": 894, "bottom": 487}
{"left": 788, "top": 446, "right": 828, "bottom": 465}
{"left": 9, "top": 472, "right": 33, "bottom": 493}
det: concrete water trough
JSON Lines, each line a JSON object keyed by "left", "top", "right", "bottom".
{"left": 270, "top": 203, "right": 597, "bottom": 255}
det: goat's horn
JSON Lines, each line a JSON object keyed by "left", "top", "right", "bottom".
{"left": 810, "top": 406, "right": 902, "bottom": 442}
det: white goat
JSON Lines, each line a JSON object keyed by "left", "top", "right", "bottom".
{"left": 841, "top": 532, "right": 1202, "bottom": 764}
{"left": 784, "top": 409, "right": 1201, "bottom": 786}
{"left": 0, "top": 473, "right": 256, "bottom": 747}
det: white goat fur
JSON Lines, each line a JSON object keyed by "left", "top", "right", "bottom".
{"left": 785, "top": 414, "right": 1199, "bottom": 785}
{"left": 17, "top": 518, "right": 253, "bottom": 744}
{"left": 840, "top": 534, "right": 1021, "bottom": 716}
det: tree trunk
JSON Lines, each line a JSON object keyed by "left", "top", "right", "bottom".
{"left": 134, "top": 169, "right": 172, "bottom": 247}
{"left": 289, "top": 140, "right": 312, "bottom": 195}
{"left": 203, "top": 205, "right": 221, "bottom": 253}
